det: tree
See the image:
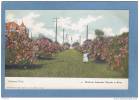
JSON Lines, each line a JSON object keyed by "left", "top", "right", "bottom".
{"left": 72, "top": 42, "right": 80, "bottom": 47}
{"left": 38, "top": 33, "right": 46, "bottom": 39}
{"left": 38, "top": 33, "right": 53, "bottom": 42}
{"left": 63, "top": 42, "right": 70, "bottom": 50}
{"left": 63, "top": 42, "right": 70, "bottom": 47}
{"left": 95, "top": 29, "right": 104, "bottom": 38}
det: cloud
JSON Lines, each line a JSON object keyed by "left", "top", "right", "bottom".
{"left": 21, "top": 12, "right": 40, "bottom": 28}
{"left": 119, "top": 26, "right": 129, "bottom": 34}
{"left": 6, "top": 13, "right": 15, "bottom": 22}
{"left": 88, "top": 32, "right": 96, "bottom": 40}
{"left": 102, "top": 27, "right": 115, "bottom": 36}
{"left": 58, "top": 17, "right": 72, "bottom": 29}
{"left": 58, "top": 15, "right": 103, "bottom": 33}
{"left": 78, "top": 15, "right": 102, "bottom": 26}
{"left": 102, "top": 26, "right": 129, "bottom": 37}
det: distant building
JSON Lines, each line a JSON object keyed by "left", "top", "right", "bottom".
{"left": 6, "top": 22, "right": 20, "bottom": 33}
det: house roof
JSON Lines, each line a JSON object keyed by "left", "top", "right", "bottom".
{"left": 6, "top": 22, "right": 19, "bottom": 30}
{"left": 20, "top": 21, "right": 26, "bottom": 27}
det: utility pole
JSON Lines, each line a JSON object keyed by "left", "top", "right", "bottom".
{"left": 66, "top": 34, "right": 68, "bottom": 43}
{"left": 79, "top": 35, "right": 81, "bottom": 44}
{"left": 30, "top": 32, "right": 32, "bottom": 39}
{"left": 71, "top": 36, "right": 72, "bottom": 44}
{"left": 53, "top": 17, "right": 58, "bottom": 42}
{"left": 63, "top": 28, "right": 65, "bottom": 44}
{"left": 86, "top": 25, "right": 89, "bottom": 40}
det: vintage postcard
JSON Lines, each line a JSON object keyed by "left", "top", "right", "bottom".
{"left": 1, "top": 1, "right": 138, "bottom": 97}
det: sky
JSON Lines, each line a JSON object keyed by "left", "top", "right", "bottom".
{"left": 6, "top": 10, "right": 129, "bottom": 44}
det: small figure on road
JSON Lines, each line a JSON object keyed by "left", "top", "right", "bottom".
{"left": 83, "top": 50, "right": 89, "bottom": 63}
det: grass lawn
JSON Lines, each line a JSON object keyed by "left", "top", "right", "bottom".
{"left": 5, "top": 49, "right": 127, "bottom": 78}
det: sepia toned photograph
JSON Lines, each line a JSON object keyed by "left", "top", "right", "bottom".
{"left": 5, "top": 10, "right": 128, "bottom": 78}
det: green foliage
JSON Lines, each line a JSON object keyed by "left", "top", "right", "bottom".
{"left": 121, "top": 54, "right": 128, "bottom": 77}
{"left": 63, "top": 42, "right": 70, "bottom": 46}
{"left": 5, "top": 48, "right": 16, "bottom": 64}
{"left": 18, "top": 59, "right": 31, "bottom": 64}
{"left": 110, "top": 37, "right": 121, "bottom": 55}
{"left": 72, "top": 42, "right": 80, "bottom": 47}
{"left": 95, "top": 29, "right": 104, "bottom": 38}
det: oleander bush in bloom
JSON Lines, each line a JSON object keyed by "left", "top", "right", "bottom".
{"left": 5, "top": 32, "right": 36, "bottom": 64}
{"left": 79, "top": 32, "right": 128, "bottom": 72}
{"left": 5, "top": 31, "right": 63, "bottom": 65}
{"left": 35, "top": 38, "right": 62, "bottom": 58}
